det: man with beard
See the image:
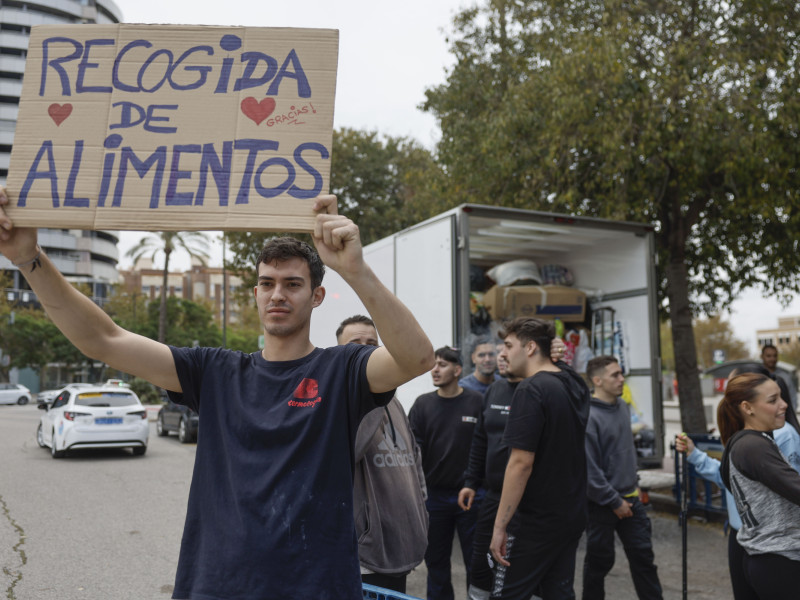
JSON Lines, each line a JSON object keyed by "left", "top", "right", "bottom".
{"left": 459, "top": 338, "right": 500, "bottom": 394}
{"left": 410, "top": 346, "right": 484, "bottom": 600}
{"left": 761, "top": 344, "right": 797, "bottom": 409}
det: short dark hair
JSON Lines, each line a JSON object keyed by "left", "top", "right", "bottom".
{"left": 256, "top": 237, "right": 325, "bottom": 289}
{"left": 586, "top": 356, "right": 619, "bottom": 380}
{"left": 335, "top": 315, "right": 375, "bottom": 341}
{"left": 470, "top": 337, "right": 494, "bottom": 353}
{"left": 498, "top": 317, "right": 554, "bottom": 356}
{"left": 761, "top": 344, "right": 777, "bottom": 354}
{"left": 435, "top": 346, "right": 462, "bottom": 366}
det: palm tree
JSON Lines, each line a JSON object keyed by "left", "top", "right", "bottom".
{"left": 126, "top": 232, "right": 211, "bottom": 343}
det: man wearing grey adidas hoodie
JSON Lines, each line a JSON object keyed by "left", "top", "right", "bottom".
{"left": 337, "top": 315, "right": 428, "bottom": 594}
{"left": 582, "top": 356, "right": 662, "bottom": 600}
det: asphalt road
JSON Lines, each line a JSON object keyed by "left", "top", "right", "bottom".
{"left": 404, "top": 512, "right": 732, "bottom": 600}
{"left": 2, "top": 403, "right": 731, "bottom": 600}
{"left": 0, "top": 403, "right": 192, "bottom": 600}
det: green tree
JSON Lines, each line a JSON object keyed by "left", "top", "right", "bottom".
{"left": 661, "top": 315, "right": 747, "bottom": 373}
{"left": 660, "top": 321, "right": 674, "bottom": 374}
{"left": 424, "top": 0, "right": 800, "bottom": 432}
{"left": 332, "top": 128, "right": 448, "bottom": 243}
{"left": 103, "top": 285, "right": 149, "bottom": 335}
{"left": 141, "top": 296, "right": 222, "bottom": 349}
{"left": 0, "top": 307, "right": 90, "bottom": 378}
{"left": 0, "top": 309, "right": 54, "bottom": 374}
{"left": 126, "top": 232, "right": 211, "bottom": 343}
{"left": 693, "top": 315, "right": 749, "bottom": 369}
{"left": 0, "top": 271, "right": 12, "bottom": 381}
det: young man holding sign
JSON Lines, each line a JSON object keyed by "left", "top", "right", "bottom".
{"left": 0, "top": 191, "right": 434, "bottom": 600}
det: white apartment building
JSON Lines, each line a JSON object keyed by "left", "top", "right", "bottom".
{"left": 0, "top": 0, "right": 123, "bottom": 307}
{"left": 757, "top": 316, "right": 800, "bottom": 351}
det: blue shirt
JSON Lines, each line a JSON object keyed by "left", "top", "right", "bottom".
{"left": 689, "top": 424, "right": 800, "bottom": 530}
{"left": 459, "top": 372, "right": 501, "bottom": 395}
{"left": 167, "top": 344, "right": 392, "bottom": 600}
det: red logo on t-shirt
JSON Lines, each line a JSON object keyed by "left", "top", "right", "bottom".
{"left": 289, "top": 378, "right": 322, "bottom": 407}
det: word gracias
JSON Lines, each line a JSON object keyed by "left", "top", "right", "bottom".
{"left": 39, "top": 33, "right": 312, "bottom": 97}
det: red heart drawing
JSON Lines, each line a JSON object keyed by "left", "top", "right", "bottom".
{"left": 240, "top": 97, "right": 276, "bottom": 125}
{"left": 48, "top": 103, "right": 73, "bottom": 126}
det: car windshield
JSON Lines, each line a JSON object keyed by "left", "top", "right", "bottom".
{"left": 74, "top": 392, "right": 139, "bottom": 407}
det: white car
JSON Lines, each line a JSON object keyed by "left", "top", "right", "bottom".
{"left": 36, "top": 385, "right": 149, "bottom": 458}
{"left": 0, "top": 383, "right": 32, "bottom": 405}
{"left": 37, "top": 383, "right": 94, "bottom": 405}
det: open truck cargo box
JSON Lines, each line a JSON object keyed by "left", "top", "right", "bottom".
{"left": 310, "top": 204, "right": 663, "bottom": 464}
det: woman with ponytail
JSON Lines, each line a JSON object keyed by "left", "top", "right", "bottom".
{"left": 677, "top": 364, "right": 800, "bottom": 599}
{"left": 720, "top": 372, "right": 800, "bottom": 599}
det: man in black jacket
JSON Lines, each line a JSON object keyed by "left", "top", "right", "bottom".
{"left": 458, "top": 348, "right": 521, "bottom": 600}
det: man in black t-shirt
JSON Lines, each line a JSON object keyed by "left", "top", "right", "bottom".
{"left": 409, "top": 346, "right": 484, "bottom": 600}
{"left": 489, "top": 317, "right": 591, "bottom": 600}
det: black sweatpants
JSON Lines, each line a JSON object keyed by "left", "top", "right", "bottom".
{"left": 743, "top": 551, "right": 800, "bottom": 600}
{"left": 490, "top": 523, "right": 580, "bottom": 600}
{"left": 582, "top": 499, "right": 662, "bottom": 600}
{"left": 470, "top": 490, "right": 501, "bottom": 593}
{"left": 727, "top": 528, "right": 758, "bottom": 600}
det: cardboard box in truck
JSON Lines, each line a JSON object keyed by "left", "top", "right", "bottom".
{"left": 483, "top": 284, "right": 587, "bottom": 322}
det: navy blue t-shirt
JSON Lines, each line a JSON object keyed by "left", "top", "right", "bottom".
{"left": 167, "top": 344, "right": 392, "bottom": 600}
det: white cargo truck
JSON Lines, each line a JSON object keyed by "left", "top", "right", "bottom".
{"left": 310, "top": 204, "right": 663, "bottom": 463}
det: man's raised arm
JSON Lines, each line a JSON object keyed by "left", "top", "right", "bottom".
{"left": 312, "top": 195, "right": 434, "bottom": 393}
{"left": 0, "top": 190, "right": 180, "bottom": 391}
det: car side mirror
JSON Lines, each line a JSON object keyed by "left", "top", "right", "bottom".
{"left": 37, "top": 402, "right": 48, "bottom": 411}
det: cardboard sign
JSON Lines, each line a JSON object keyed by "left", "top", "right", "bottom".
{"left": 6, "top": 24, "right": 338, "bottom": 232}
